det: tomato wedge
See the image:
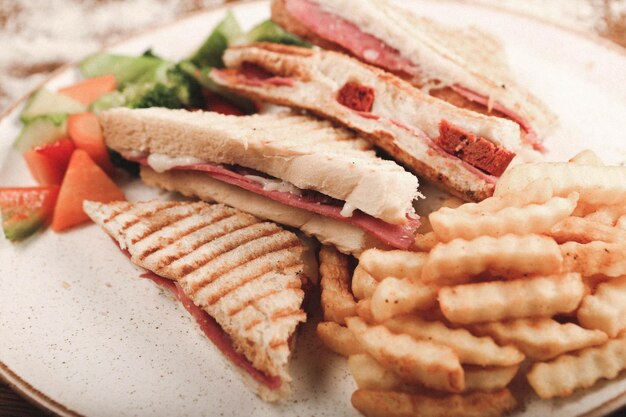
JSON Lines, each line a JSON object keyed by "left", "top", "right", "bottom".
{"left": 58, "top": 75, "right": 116, "bottom": 105}
{"left": 24, "top": 139, "right": 76, "bottom": 185}
{"left": 0, "top": 186, "right": 59, "bottom": 241}
{"left": 67, "top": 112, "right": 115, "bottom": 175}
{"left": 51, "top": 149, "right": 125, "bottom": 232}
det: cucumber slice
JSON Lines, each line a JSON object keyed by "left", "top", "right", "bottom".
{"left": 2, "top": 212, "right": 44, "bottom": 242}
{"left": 15, "top": 118, "right": 67, "bottom": 153}
{"left": 190, "top": 11, "right": 243, "bottom": 68}
{"left": 89, "top": 91, "right": 127, "bottom": 113}
{"left": 20, "top": 89, "right": 86, "bottom": 124}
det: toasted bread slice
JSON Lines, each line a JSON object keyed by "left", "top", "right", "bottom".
{"left": 140, "top": 166, "right": 387, "bottom": 256}
{"left": 271, "top": 0, "right": 556, "bottom": 141}
{"left": 83, "top": 199, "right": 308, "bottom": 401}
{"left": 99, "top": 108, "right": 418, "bottom": 224}
{"left": 211, "top": 43, "right": 526, "bottom": 201}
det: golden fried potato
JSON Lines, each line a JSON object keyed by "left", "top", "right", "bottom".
{"left": 439, "top": 273, "right": 584, "bottom": 324}
{"left": 371, "top": 278, "right": 438, "bottom": 322}
{"left": 578, "top": 276, "right": 626, "bottom": 337}
{"left": 346, "top": 317, "right": 464, "bottom": 392}
{"left": 319, "top": 245, "right": 356, "bottom": 324}
{"left": 317, "top": 322, "right": 363, "bottom": 357}
{"left": 561, "top": 241, "right": 626, "bottom": 277}
{"left": 527, "top": 332, "right": 626, "bottom": 399}
{"left": 471, "top": 317, "right": 608, "bottom": 360}
{"left": 351, "top": 388, "right": 517, "bottom": 417}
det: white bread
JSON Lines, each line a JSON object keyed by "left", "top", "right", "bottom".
{"left": 83, "top": 199, "right": 309, "bottom": 401}
{"left": 271, "top": 0, "right": 556, "bottom": 140}
{"left": 140, "top": 166, "right": 387, "bottom": 257}
{"left": 99, "top": 108, "right": 418, "bottom": 224}
{"left": 212, "top": 44, "right": 522, "bottom": 200}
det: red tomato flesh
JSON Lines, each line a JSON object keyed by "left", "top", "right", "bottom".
{"left": 58, "top": 75, "right": 116, "bottom": 105}
{"left": 24, "top": 139, "right": 75, "bottom": 185}
{"left": 67, "top": 112, "right": 115, "bottom": 175}
{"left": 0, "top": 186, "right": 59, "bottom": 241}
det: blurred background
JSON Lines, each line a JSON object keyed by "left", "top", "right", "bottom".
{"left": 0, "top": 0, "right": 625, "bottom": 112}
{"left": 0, "top": 0, "right": 625, "bottom": 415}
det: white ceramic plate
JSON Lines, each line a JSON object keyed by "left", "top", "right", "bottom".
{"left": 1, "top": 1, "right": 625, "bottom": 416}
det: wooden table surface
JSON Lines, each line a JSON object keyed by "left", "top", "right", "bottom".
{"left": 1, "top": 0, "right": 625, "bottom": 416}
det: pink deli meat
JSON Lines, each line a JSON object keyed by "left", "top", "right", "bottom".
{"left": 130, "top": 157, "right": 419, "bottom": 249}
{"left": 284, "top": 0, "right": 540, "bottom": 148}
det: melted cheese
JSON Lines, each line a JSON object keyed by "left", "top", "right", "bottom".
{"left": 147, "top": 154, "right": 207, "bottom": 173}
{"left": 243, "top": 175, "right": 303, "bottom": 196}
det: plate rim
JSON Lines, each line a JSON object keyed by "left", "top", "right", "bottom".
{"left": 1, "top": 1, "right": 625, "bottom": 416}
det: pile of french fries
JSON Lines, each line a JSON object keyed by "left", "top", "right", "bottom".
{"left": 317, "top": 150, "right": 626, "bottom": 417}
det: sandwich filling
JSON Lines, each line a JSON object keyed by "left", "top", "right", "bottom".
{"left": 211, "top": 67, "right": 511, "bottom": 178}
{"left": 125, "top": 154, "right": 420, "bottom": 249}
{"left": 281, "top": 0, "right": 541, "bottom": 150}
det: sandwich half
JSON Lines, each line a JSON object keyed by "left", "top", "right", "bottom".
{"left": 99, "top": 108, "right": 421, "bottom": 255}
{"left": 210, "top": 43, "right": 530, "bottom": 201}
{"left": 84, "top": 199, "right": 311, "bottom": 402}
{"left": 270, "top": 0, "right": 556, "bottom": 146}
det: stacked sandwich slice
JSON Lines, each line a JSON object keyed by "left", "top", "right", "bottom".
{"left": 271, "top": 0, "right": 556, "bottom": 147}
{"left": 210, "top": 43, "right": 528, "bottom": 201}
{"left": 84, "top": 199, "right": 313, "bottom": 402}
{"left": 100, "top": 108, "right": 421, "bottom": 255}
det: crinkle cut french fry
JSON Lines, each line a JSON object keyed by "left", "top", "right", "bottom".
{"left": 358, "top": 249, "right": 427, "bottom": 280}
{"left": 349, "top": 354, "right": 519, "bottom": 394}
{"left": 464, "top": 365, "right": 520, "bottom": 392}
{"left": 430, "top": 193, "right": 577, "bottom": 242}
{"left": 494, "top": 162, "right": 626, "bottom": 206}
{"left": 346, "top": 317, "right": 464, "bottom": 392}
{"left": 351, "top": 388, "right": 517, "bottom": 417}
{"left": 561, "top": 241, "right": 626, "bottom": 277}
{"left": 317, "top": 322, "right": 363, "bottom": 357}
{"left": 371, "top": 278, "right": 438, "bottom": 322}
{"left": 471, "top": 318, "right": 608, "bottom": 361}
{"left": 422, "top": 234, "right": 562, "bottom": 285}
{"left": 548, "top": 216, "right": 624, "bottom": 244}
{"left": 412, "top": 231, "right": 439, "bottom": 252}
{"left": 348, "top": 353, "right": 404, "bottom": 391}
{"left": 527, "top": 332, "right": 626, "bottom": 399}
{"left": 439, "top": 273, "right": 584, "bottom": 324}
{"left": 319, "top": 245, "right": 357, "bottom": 324}
{"left": 578, "top": 276, "right": 626, "bottom": 338}
{"left": 582, "top": 205, "right": 626, "bottom": 225}
{"left": 457, "top": 179, "right": 553, "bottom": 214}
{"left": 618, "top": 215, "right": 626, "bottom": 230}
{"left": 384, "top": 315, "right": 524, "bottom": 366}
{"left": 356, "top": 299, "right": 375, "bottom": 323}
{"left": 569, "top": 149, "right": 604, "bottom": 166}
{"left": 352, "top": 266, "right": 379, "bottom": 300}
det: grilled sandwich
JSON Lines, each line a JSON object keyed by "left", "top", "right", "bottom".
{"left": 99, "top": 108, "right": 421, "bottom": 255}
{"left": 210, "top": 43, "right": 532, "bottom": 201}
{"left": 271, "top": 0, "right": 556, "bottom": 146}
{"left": 84, "top": 199, "right": 312, "bottom": 402}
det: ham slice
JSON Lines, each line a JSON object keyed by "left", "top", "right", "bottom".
{"left": 139, "top": 270, "right": 283, "bottom": 390}
{"left": 284, "top": 0, "right": 540, "bottom": 149}
{"left": 129, "top": 157, "right": 420, "bottom": 249}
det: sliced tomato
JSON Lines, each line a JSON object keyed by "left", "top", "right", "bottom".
{"left": 51, "top": 149, "right": 125, "bottom": 232}
{"left": 24, "top": 139, "right": 76, "bottom": 185}
{"left": 0, "top": 186, "right": 59, "bottom": 241}
{"left": 58, "top": 75, "right": 117, "bottom": 106}
{"left": 67, "top": 112, "right": 115, "bottom": 175}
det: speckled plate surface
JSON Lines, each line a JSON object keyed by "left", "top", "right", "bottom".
{"left": 1, "top": 1, "right": 626, "bottom": 416}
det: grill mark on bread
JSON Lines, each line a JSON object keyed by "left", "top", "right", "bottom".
{"left": 118, "top": 217, "right": 142, "bottom": 234}
{"left": 269, "top": 340, "right": 288, "bottom": 349}
{"left": 205, "top": 254, "right": 302, "bottom": 305}
{"left": 136, "top": 209, "right": 236, "bottom": 261}
{"left": 227, "top": 281, "right": 303, "bottom": 317}
{"left": 187, "top": 233, "right": 299, "bottom": 295}
{"left": 130, "top": 205, "right": 202, "bottom": 245}
{"left": 181, "top": 226, "right": 285, "bottom": 284}
{"left": 244, "top": 307, "right": 305, "bottom": 332}
{"left": 153, "top": 214, "right": 258, "bottom": 270}
{"left": 102, "top": 202, "right": 132, "bottom": 224}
